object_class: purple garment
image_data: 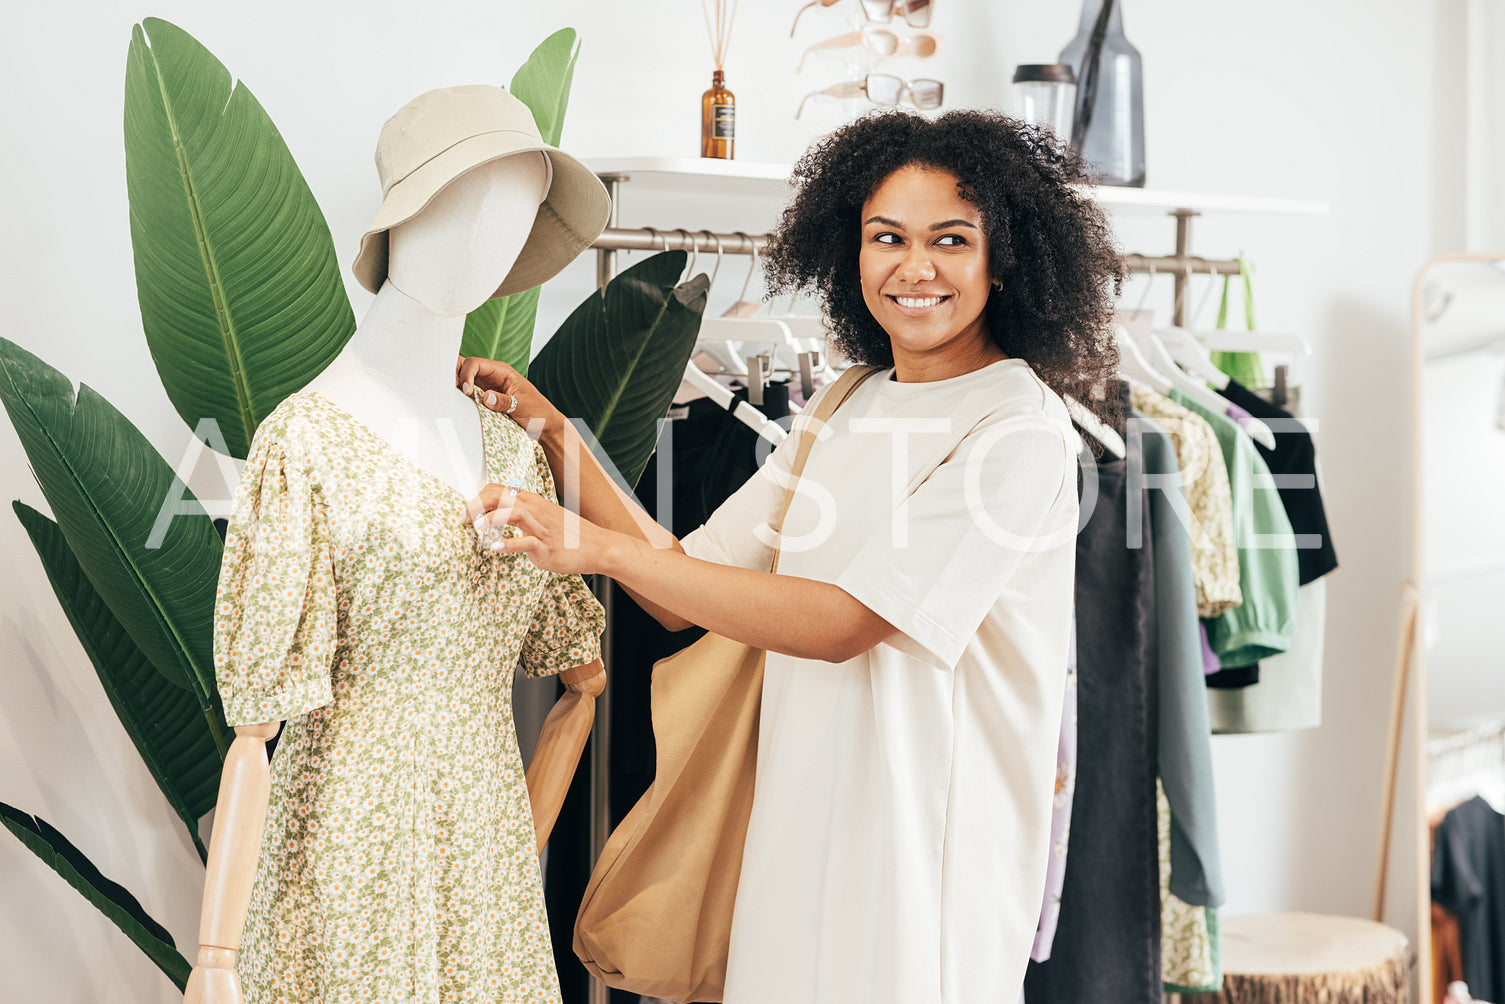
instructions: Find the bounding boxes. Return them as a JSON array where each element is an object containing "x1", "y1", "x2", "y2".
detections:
[
  {"x1": 1224, "y1": 401, "x2": 1256, "y2": 434},
  {"x1": 1199, "y1": 623, "x2": 1221, "y2": 675},
  {"x1": 1031, "y1": 620, "x2": 1078, "y2": 962}
]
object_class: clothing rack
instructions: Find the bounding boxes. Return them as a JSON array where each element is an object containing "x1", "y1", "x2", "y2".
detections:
[
  {"x1": 578, "y1": 180, "x2": 1251, "y2": 1004},
  {"x1": 1428, "y1": 722, "x2": 1505, "y2": 814},
  {"x1": 588, "y1": 197, "x2": 1240, "y2": 327}
]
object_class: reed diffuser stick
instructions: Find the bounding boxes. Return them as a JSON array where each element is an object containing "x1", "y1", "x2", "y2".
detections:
[{"x1": 701, "y1": 0, "x2": 739, "y2": 70}]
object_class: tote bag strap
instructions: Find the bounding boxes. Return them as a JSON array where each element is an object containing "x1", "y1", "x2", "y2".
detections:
[{"x1": 768, "y1": 365, "x2": 880, "y2": 575}]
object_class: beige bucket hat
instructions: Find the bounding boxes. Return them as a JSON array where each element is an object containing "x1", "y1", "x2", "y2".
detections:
[{"x1": 353, "y1": 84, "x2": 611, "y2": 298}]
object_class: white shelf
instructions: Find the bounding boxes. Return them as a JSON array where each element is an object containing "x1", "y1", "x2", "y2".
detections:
[
  {"x1": 584, "y1": 156, "x2": 1329, "y2": 217},
  {"x1": 586, "y1": 157, "x2": 792, "y2": 197},
  {"x1": 1090, "y1": 186, "x2": 1329, "y2": 217}
]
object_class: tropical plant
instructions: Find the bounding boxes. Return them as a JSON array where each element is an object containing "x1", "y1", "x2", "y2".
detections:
[{"x1": 0, "y1": 17, "x2": 704, "y2": 991}]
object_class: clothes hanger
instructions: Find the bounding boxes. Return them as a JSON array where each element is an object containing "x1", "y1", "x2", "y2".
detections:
[
  {"x1": 1160, "y1": 261, "x2": 1313, "y2": 376},
  {"x1": 1063, "y1": 394, "x2": 1125, "y2": 460},
  {"x1": 674, "y1": 227, "x2": 699, "y2": 283},
  {"x1": 762, "y1": 289, "x2": 835, "y2": 399},
  {"x1": 721, "y1": 231, "x2": 766, "y2": 319},
  {"x1": 765, "y1": 289, "x2": 831, "y2": 342},
  {"x1": 1127, "y1": 269, "x2": 1277, "y2": 449},
  {"x1": 701, "y1": 229, "x2": 725, "y2": 288},
  {"x1": 657, "y1": 224, "x2": 745, "y2": 377},
  {"x1": 1116, "y1": 321, "x2": 1174, "y2": 395},
  {"x1": 1155, "y1": 263, "x2": 1233, "y2": 390},
  {"x1": 696, "y1": 314, "x2": 800, "y2": 404},
  {"x1": 695, "y1": 237, "x2": 811, "y2": 403},
  {"x1": 676, "y1": 233, "x2": 729, "y2": 407},
  {"x1": 679, "y1": 363, "x2": 790, "y2": 446},
  {"x1": 665, "y1": 230, "x2": 790, "y2": 441},
  {"x1": 1117, "y1": 273, "x2": 1173, "y2": 395}
]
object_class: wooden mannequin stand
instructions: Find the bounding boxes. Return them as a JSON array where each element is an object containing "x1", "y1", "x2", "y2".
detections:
[{"x1": 526, "y1": 662, "x2": 607, "y2": 855}]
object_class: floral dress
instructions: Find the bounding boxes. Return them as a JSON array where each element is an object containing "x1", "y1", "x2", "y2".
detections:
[
  {"x1": 1130, "y1": 387, "x2": 1241, "y2": 617},
  {"x1": 214, "y1": 390, "x2": 605, "y2": 1004}
]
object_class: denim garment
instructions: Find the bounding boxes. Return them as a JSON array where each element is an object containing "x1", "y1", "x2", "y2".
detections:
[{"x1": 1024, "y1": 413, "x2": 1161, "y2": 1004}]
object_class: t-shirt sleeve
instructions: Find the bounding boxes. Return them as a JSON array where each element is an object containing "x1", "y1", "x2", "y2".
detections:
[
  {"x1": 214, "y1": 419, "x2": 338, "y2": 726},
  {"x1": 834, "y1": 410, "x2": 1077, "y2": 672}
]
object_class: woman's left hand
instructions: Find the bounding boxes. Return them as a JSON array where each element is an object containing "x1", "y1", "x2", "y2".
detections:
[{"x1": 463, "y1": 483, "x2": 617, "y2": 576}]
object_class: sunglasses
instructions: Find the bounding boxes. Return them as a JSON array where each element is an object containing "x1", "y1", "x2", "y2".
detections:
[
  {"x1": 791, "y1": 0, "x2": 934, "y2": 38},
  {"x1": 797, "y1": 28, "x2": 942, "y2": 73},
  {"x1": 795, "y1": 73, "x2": 944, "y2": 119}
]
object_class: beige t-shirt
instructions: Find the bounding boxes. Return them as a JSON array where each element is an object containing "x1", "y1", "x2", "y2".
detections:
[{"x1": 682, "y1": 358, "x2": 1079, "y2": 1004}]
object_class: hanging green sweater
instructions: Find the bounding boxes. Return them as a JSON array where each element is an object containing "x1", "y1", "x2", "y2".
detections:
[{"x1": 1168, "y1": 388, "x2": 1299, "y2": 666}]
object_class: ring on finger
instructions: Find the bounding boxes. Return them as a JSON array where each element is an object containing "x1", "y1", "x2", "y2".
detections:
[{"x1": 505, "y1": 394, "x2": 519, "y2": 416}]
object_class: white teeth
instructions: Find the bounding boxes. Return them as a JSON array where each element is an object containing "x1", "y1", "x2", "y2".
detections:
[{"x1": 896, "y1": 296, "x2": 943, "y2": 308}]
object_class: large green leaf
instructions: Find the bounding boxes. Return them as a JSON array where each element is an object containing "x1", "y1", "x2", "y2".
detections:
[
  {"x1": 461, "y1": 286, "x2": 541, "y2": 376},
  {"x1": 13, "y1": 502, "x2": 220, "y2": 860},
  {"x1": 125, "y1": 17, "x2": 354, "y2": 460},
  {"x1": 511, "y1": 27, "x2": 580, "y2": 148},
  {"x1": 0, "y1": 802, "x2": 192, "y2": 990},
  {"x1": 460, "y1": 27, "x2": 584, "y2": 372},
  {"x1": 531, "y1": 252, "x2": 708, "y2": 489},
  {"x1": 0, "y1": 339, "x2": 227, "y2": 753}
]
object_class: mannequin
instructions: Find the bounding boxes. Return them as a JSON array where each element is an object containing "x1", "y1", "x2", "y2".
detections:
[{"x1": 184, "y1": 151, "x2": 606, "y2": 1004}]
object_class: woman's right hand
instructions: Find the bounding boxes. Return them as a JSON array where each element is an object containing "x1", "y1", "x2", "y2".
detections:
[{"x1": 456, "y1": 356, "x2": 566, "y2": 436}]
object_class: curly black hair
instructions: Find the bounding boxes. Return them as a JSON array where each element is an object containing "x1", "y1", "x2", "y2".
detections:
[{"x1": 763, "y1": 109, "x2": 1125, "y2": 424}]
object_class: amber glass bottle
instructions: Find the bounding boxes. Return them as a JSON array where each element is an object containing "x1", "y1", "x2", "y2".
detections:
[{"x1": 701, "y1": 70, "x2": 735, "y2": 159}]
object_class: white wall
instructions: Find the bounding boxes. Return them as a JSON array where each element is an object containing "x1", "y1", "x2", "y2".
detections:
[{"x1": 0, "y1": 1, "x2": 1440, "y2": 1000}]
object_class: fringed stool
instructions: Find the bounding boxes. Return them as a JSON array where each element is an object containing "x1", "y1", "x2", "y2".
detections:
[{"x1": 1180, "y1": 912, "x2": 1412, "y2": 1004}]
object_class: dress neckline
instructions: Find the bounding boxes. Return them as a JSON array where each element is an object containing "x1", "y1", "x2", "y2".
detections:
[{"x1": 293, "y1": 388, "x2": 497, "y2": 504}]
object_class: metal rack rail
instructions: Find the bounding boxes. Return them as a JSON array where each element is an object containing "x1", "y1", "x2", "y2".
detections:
[{"x1": 589, "y1": 202, "x2": 1239, "y2": 327}]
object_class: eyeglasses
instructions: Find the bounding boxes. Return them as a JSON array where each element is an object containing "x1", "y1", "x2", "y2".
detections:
[
  {"x1": 795, "y1": 74, "x2": 944, "y2": 119},
  {"x1": 791, "y1": 0, "x2": 934, "y2": 38},
  {"x1": 797, "y1": 28, "x2": 942, "y2": 73},
  {"x1": 860, "y1": 0, "x2": 933, "y2": 26}
]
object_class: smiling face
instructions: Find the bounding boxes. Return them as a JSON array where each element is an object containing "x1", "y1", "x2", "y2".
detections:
[{"x1": 859, "y1": 163, "x2": 1003, "y2": 379}]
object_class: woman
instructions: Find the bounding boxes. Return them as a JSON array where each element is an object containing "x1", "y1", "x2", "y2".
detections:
[{"x1": 458, "y1": 110, "x2": 1123, "y2": 1003}]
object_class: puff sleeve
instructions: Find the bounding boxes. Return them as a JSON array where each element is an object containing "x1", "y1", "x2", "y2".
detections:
[
  {"x1": 213, "y1": 422, "x2": 338, "y2": 725},
  {"x1": 517, "y1": 441, "x2": 606, "y2": 679}
]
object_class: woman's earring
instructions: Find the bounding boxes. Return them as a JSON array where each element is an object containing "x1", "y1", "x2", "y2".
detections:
[{"x1": 991, "y1": 279, "x2": 1003, "y2": 291}]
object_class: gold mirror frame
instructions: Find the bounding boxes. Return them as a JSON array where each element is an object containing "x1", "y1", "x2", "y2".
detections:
[{"x1": 1385, "y1": 252, "x2": 1505, "y2": 999}]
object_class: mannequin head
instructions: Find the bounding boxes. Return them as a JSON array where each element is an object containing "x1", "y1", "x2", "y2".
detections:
[{"x1": 386, "y1": 151, "x2": 552, "y2": 317}]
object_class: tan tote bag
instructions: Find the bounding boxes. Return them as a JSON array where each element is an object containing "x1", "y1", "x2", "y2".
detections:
[{"x1": 573, "y1": 364, "x2": 878, "y2": 1003}]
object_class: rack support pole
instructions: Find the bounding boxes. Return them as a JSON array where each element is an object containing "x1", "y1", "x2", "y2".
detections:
[
  {"x1": 1171, "y1": 209, "x2": 1199, "y2": 327},
  {"x1": 595, "y1": 175, "x2": 626, "y2": 290},
  {"x1": 587, "y1": 174, "x2": 624, "y2": 1004}
]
